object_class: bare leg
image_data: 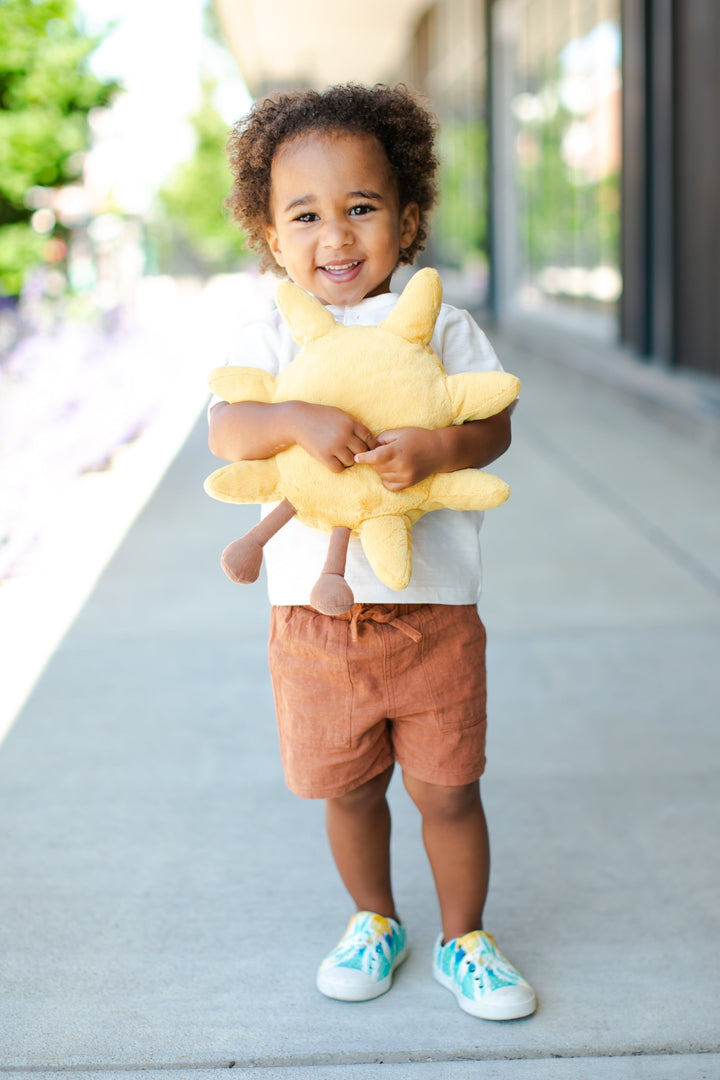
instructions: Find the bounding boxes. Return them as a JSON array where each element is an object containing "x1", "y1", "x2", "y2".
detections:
[
  {"x1": 310, "y1": 526, "x2": 355, "y2": 615},
  {"x1": 325, "y1": 765, "x2": 398, "y2": 920},
  {"x1": 403, "y1": 773, "x2": 490, "y2": 942},
  {"x1": 221, "y1": 498, "x2": 296, "y2": 583}
]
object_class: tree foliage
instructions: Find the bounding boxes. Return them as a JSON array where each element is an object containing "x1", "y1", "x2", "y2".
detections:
[
  {"x1": 0, "y1": 0, "x2": 117, "y2": 295},
  {"x1": 156, "y1": 80, "x2": 247, "y2": 274},
  {"x1": 435, "y1": 119, "x2": 489, "y2": 271}
]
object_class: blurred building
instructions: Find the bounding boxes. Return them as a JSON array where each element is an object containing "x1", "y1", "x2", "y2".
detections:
[{"x1": 214, "y1": 0, "x2": 719, "y2": 375}]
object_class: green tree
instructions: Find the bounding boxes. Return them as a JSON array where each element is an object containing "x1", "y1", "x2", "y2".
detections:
[
  {"x1": 156, "y1": 80, "x2": 247, "y2": 275},
  {"x1": 0, "y1": 0, "x2": 117, "y2": 295},
  {"x1": 435, "y1": 119, "x2": 489, "y2": 271}
]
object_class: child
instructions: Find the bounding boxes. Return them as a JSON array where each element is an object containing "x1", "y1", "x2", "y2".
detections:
[{"x1": 209, "y1": 83, "x2": 536, "y2": 1021}]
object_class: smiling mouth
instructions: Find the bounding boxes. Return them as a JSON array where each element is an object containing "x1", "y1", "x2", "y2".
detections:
[{"x1": 320, "y1": 260, "x2": 362, "y2": 273}]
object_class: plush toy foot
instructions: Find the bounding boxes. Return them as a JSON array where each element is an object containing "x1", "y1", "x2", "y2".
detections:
[
  {"x1": 310, "y1": 573, "x2": 355, "y2": 616},
  {"x1": 221, "y1": 537, "x2": 264, "y2": 583},
  {"x1": 219, "y1": 499, "x2": 298, "y2": 584},
  {"x1": 311, "y1": 526, "x2": 354, "y2": 615}
]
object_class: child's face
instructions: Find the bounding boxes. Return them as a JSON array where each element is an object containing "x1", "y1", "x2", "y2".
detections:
[{"x1": 265, "y1": 131, "x2": 419, "y2": 306}]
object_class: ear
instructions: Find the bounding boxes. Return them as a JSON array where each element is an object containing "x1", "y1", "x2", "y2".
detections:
[
  {"x1": 399, "y1": 202, "x2": 420, "y2": 251},
  {"x1": 265, "y1": 223, "x2": 285, "y2": 268},
  {"x1": 276, "y1": 281, "x2": 337, "y2": 345},
  {"x1": 380, "y1": 267, "x2": 443, "y2": 345}
]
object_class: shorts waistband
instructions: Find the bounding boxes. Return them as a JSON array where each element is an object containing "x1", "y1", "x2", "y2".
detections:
[{"x1": 304, "y1": 603, "x2": 426, "y2": 642}]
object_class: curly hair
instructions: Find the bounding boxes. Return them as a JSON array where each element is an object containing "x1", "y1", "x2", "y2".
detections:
[{"x1": 226, "y1": 83, "x2": 439, "y2": 274}]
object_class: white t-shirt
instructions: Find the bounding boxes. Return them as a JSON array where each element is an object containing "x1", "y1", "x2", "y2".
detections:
[{"x1": 211, "y1": 290, "x2": 504, "y2": 606}]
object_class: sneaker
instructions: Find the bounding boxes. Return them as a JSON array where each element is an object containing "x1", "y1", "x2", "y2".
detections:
[
  {"x1": 433, "y1": 930, "x2": 536, "y2": 1020},
  {"x1": 317, "y1": 911, "x2": 408, "y2": 1001}
]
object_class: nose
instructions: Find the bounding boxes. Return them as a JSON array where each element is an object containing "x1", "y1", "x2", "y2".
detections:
[{"x1": 320, "y1": 215, "x2": 353, "y2": 248}]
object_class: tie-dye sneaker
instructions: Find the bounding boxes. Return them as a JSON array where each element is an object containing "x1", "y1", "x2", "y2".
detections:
[
  {"x1": 433, "y1": 930, "x2": 536, "y2": 1020},
  {"x1": 317, "y1": 911, "x2": 408, "y2": 1001}
]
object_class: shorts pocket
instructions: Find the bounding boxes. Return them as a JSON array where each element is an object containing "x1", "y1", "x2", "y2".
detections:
[
  {"x1": 269, "y1": 607, "x2": 353, "y2": 749},
  {"x1": 420, "y1": 605, "x2": 487, "y2": 732}
]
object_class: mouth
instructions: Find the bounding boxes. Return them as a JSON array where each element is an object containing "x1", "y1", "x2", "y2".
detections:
[{"x1": 318, "y1": 260, "x2": 364, "y2": 281}]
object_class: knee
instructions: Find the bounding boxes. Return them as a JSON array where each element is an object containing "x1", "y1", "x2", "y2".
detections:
[
  {"x1": 403, "y1": 774, "x2": 480, "y2": 823},
  {"x1": 328, "y1": 765, "x2": 393, "y2": 814}
]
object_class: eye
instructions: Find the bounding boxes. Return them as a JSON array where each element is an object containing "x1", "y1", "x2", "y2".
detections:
[
  {"x1": 349, "y1": 204, "x2": 374, "y2": 217},
  {"x1": 294, "y1": 211, "x2": 318, "y2": 223}
]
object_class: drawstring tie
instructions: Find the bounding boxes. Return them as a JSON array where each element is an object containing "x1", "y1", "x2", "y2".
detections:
[{"x1": 344, "y1": 604, "x2": 424, "y2": 643}]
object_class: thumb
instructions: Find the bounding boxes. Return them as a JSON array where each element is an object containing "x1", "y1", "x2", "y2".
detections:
[
  {"x1": 354, "y1": 445, "x2": 380, "y2": 464},
  {"x1": 355, "y1": 442, "x2": 395, "y2": 465}
]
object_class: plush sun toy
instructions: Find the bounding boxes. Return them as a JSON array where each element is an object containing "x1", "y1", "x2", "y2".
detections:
[{"x1": 204, "y1": 268, "x2": 520, "y2": 616}]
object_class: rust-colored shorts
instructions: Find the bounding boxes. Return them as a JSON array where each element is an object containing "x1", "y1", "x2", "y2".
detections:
[{"x1": 268, "y1": 603, "x2": 487, "y2": 799}]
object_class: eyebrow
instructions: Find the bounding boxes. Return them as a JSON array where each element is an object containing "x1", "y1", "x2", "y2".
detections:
[
  {"x1": 284, "y1": 196, "x2": 314, "y2": 212},
  {"x1": 282, "y1": 189, "x2": 386, "y2": 213},
  {"x1": 350, "y1": 189, "x2": 385, "y2": 201}
]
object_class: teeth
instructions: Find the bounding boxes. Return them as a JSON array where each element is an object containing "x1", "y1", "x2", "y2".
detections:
[{"x1": 323, "y1": 261, "x2": 360, "y2": 271}]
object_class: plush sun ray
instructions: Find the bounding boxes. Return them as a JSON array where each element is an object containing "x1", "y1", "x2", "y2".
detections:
[{"x1": 205, "y1": 268, "x2": 520, "y2": 614}]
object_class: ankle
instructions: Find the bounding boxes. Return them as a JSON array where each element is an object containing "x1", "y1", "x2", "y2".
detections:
[
  {"x1": 441, "y1": 921, "x2": 483, "y2": 945},
  {"x1": 355, "y1": 903, "x2": 399, "y2": 923}
]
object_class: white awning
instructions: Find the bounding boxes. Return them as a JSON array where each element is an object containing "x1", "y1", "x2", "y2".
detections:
[{"x1": 213, "y1": 0, "x2": 429, "y2": 96}]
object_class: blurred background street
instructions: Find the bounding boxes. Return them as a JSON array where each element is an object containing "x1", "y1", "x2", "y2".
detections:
[{"x1": 0, "y1": 0, "x2": 719, "y2": 1076}]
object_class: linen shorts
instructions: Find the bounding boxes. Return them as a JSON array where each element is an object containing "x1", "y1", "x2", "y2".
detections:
[{"x1": 268, "y1": 602, "x2": 487, "y2": 799}]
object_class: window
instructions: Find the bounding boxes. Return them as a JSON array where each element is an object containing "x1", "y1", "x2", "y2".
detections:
[{"x1": 496, "y1": 0, "x2": 622, "y2": 332}]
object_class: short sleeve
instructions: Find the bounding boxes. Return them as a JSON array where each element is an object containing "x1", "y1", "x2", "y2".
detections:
[
  {"x1": 431, "y1": 305, "x2": 503, "y2": 376},
  {"x1": 226, "y1": 312, "x2": 292, "y2": 377},
  {"x1": 208, "y1": 309, "x2": 295, "y2": 411}
]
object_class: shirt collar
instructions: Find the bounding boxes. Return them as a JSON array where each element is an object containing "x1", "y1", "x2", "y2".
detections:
[{"x1": 326, "y1": 292, "x2": 399, "y2": 325}]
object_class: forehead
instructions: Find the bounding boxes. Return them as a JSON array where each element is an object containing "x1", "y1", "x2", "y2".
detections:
[{"x1": 270, "y1": 130, "x2": 397, "y2": 195}]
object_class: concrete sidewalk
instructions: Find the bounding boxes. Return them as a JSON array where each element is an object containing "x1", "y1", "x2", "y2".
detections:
[{"x1": 1, "y1": 332, "x2": 719, "y2": 1079}]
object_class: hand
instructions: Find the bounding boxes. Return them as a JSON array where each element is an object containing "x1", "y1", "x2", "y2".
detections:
[
  {"x1": 291, "y1": 402, "x2": 378, "y2": 472},
  {"x1": 354, "y1": 427, "x2": 442, "y2": 491}
]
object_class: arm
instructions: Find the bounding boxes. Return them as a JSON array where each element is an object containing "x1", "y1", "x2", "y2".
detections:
[
  {"x1": 209, "y1": 399, "x2": 378, "y2": 473},
  {"x1": 354, "y1": 407, "x2": 512, "y2": 492}
]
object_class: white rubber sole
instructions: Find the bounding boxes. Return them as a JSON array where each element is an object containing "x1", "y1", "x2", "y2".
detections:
[
  {"x1": 433, "y1": 965, "x2": 537, "y2": 1020},
  {"x1": 317, "y1": 945, "x2": 409, "y2": 1002}
]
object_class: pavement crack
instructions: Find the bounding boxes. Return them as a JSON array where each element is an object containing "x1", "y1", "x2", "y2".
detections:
[{"x1": 3, "y1": 1047, "x2": 720, "y2": 1072}]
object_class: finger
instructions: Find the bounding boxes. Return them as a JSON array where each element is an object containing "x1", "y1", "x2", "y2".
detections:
[
  {"x1": 354, "y1": 445, "x2": 388, "y2": 465},
  {"x1": 352, "y1": 428, "x2": 379, "y2": 451},
  {"x1": 347, "y1": 433, "x2": 375, "y2": 456},
  {"x1": 363, "y1": 434, "x2": 380, "y2": 451},
  {"x1": 334, "y1": 447, "x2": 356, "y2": 468}
]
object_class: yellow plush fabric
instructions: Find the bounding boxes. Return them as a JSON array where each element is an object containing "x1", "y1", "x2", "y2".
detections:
[{"x1": 204, "y1": 268, "x2": 520, "y2": 591}]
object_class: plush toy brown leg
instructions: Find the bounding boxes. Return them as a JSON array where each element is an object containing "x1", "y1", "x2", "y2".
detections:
[
  {"x1": 220, "y1": 498, "x2": 297, "y2": 583},
  {"x1": 310, "y1": 526, "x2": 354, "y2": 616}
]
